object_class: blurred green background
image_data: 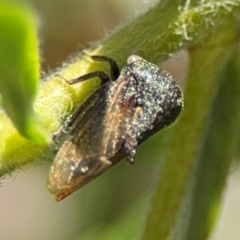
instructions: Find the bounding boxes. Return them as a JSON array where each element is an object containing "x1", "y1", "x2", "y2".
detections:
[{"x1": 0, "y1": 1, "x2": 240, "y2": 240}]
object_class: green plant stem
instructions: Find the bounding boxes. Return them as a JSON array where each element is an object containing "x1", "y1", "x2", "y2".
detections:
[
  {"x1": 0, "y1": 1, "x2": 240, "y2": 177},
  {"x1": 141, "y1": 22, "x2": 238, "y2": 240},
  {"x1": 185, "y1": 43, "x2": 240, "y2": 240}
]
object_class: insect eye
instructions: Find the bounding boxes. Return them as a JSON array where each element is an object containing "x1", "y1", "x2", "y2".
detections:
[{"x1": 127, "y1": 55, "x2": 143, "y2": 64}]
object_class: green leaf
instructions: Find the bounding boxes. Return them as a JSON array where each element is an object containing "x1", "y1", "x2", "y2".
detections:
[{"x1": 0, "y1": 0, "x2": 49, "y2": 144}]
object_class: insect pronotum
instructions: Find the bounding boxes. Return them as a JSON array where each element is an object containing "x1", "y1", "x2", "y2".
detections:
[{"x1": 48, "y1": 54, "x2": 183, "y2": 201}]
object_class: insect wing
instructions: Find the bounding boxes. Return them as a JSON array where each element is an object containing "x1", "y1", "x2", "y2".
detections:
[
  {"x1": 48, "y1": 83, "x2": 112, "y2": 200},
  {"x1": 48, "y1": 76, "x2": 138, "y2": 201}
]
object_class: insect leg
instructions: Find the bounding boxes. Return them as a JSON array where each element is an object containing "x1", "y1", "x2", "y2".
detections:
[
  {"x1": 64, "y1": 71, "x2": 110, "y2": 85},
  {"x1": 52, "y1": 71, "x2": 109, "y2": 142},
  {"x1": 85, "y1": 54, "x2": 120, "y2": 81}
]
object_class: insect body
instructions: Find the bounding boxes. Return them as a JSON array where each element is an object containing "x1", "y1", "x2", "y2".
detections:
[{"x1": 48, "y1": 54, "x2": 183, "y2": 201}]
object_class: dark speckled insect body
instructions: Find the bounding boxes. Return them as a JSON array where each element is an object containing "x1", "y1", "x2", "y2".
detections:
[{"x1": 48, "y1": 55, "x2": 183, "y2": 201}]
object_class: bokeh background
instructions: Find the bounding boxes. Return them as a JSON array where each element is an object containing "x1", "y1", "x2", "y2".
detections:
[{"x1": 1, "y1": 1, "x2": 240, "y2": 239}]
